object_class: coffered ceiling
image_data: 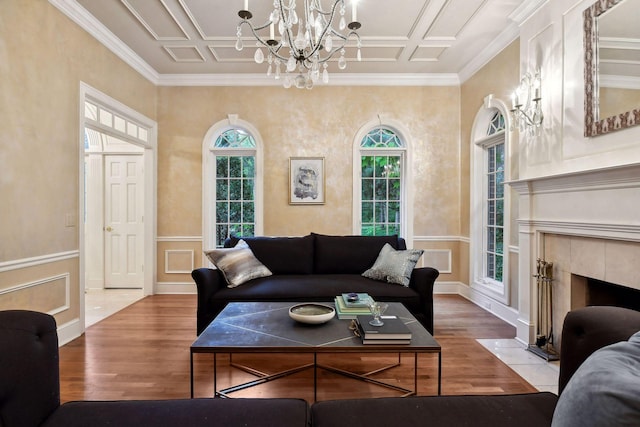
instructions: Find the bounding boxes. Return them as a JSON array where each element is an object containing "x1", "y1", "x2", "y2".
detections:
[{"x1": 51, "y1": 0, "x2": 546, "y2": 86}]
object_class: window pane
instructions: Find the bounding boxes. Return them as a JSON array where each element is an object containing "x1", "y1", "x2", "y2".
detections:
[
  {"x1": 243, "y1": 202, "x2": 254, "y2": 223},
  {"x1": 496, "y1": 228, "x2": 504, "y2": 254},
  {"x1": 229, "y1": 202, "x2": 242, "y2": 223},
  {"x1": 362, "y1": 202, "x2": 374, "y2": 223},
  {"x1": 229, "y1": 179, "x2": 242, "y2": 200},
  {"x1": 487, "y1": 253, "x2": 495, "y2": 277},
  {"x1": 361, "y1": 156, "x2": 374, "y2": 177},
  {"x1": 362, "y1": 179, "x2": 374, "y2": 200},
  {"x1": 243, "y1": 178, "x2": 254, "y2": 201},
  {"x1": 242, "y1": 224, "x2": 254, "y2": 236},
  {"x1": 375, "y1": 179, "x2": 387, "y2": 200},
  {"x1": 388, "y1": 223, "x2": 400, "y2": 235},
  {"x1": 496, "y1": 200, "x2": 504, "y2": 226},
  {"x1": 488, "y1": 174, "x2": 495, "y2": 198},
  {"x1": 487, "y1": 227, "x2": 495, "y2": 251},
  {"x1": 229, "y1": 224, "x2": 240, "y2": 236},
  {"x1": 389, "y1": 179, "x2": 401, "y2": 200},
  {"x1": 216, "y1": 225, "x2": 228, "y2": 247},
  {"x1": 216, "y1": 157, "x2": 228, "y2": 178},
  {"x1": 216, "y1": 202, "x2": 228, "y2": 223},
  {"x1": 242, "y1": 157, "x2": 255, "y2": 178},
  {"x1": 229, "y1": 157, "x2": 242, "y2": 178},
  {"x1": 495, "y1": 254, "x2": 504, "y2": 281},
  {"x1": 216, "y1": 179, "x2": 228, "y2": 200},
  {"x1": 488, "y1": 200, "x2": 495, "y2": 225},
  {"x1": 375, "y1": 202, "x2": 387, "y2": 222},
  {"x1": 361, "y1": 225, "x2": 374, "y2": 236},
  {"x1": 388, "y1": 202, "x2": 400, "y2": 224}
]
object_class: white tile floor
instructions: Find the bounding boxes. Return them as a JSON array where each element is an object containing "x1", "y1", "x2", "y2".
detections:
[
  {"x1": 477, "y1": 338, "x2": 560, "y2": 394},
  {"x1": 85, "y1": 288, "x2": 145, "y2": 327}
]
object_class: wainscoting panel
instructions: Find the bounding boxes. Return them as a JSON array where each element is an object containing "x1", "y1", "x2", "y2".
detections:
[
  {"x1": 0, "y1": 273, "x2": 70, "y2": 314},
  {"x1": 423, "y1": 249, "x2": 452, "y2": 273},
  {"x1": 164, "y1": 249, "x2": 194, "y2": 274}
]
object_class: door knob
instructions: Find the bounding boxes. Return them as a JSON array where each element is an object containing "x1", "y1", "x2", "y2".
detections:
[{"x1": 105, "y1": 226, "x2": 113, "y2": 232}]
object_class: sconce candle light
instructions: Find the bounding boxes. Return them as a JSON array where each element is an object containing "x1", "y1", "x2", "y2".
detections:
[{"x1": 510, "y1": 70, "x2": 543, "y2": 136}]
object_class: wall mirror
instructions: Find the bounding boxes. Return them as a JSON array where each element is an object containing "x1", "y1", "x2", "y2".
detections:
[{"x1": 584, "y1": 0, "x2": 640, "y2": 137}]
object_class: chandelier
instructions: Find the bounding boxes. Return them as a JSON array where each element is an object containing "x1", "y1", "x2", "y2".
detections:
[
  {"x1": 235, "y1": 0, "x2": 362, "y2": 89},
  {"x1": 510, "y1": 69, "x2": 543, "y2": 136}
]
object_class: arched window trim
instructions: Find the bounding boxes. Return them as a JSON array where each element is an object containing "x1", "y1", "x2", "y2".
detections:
[
  {"x1": 470, "y1": 95, "x2": 512, "y2": 305},
  {"x1": 352, "y1": 116, "x2": 414, "y2": 244},
  {"x1": 202, "y1": 115, "x2": 264, "y2": 260}
]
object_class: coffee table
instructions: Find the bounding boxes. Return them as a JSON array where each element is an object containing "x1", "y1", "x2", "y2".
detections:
[{"x1": 190, "y1": 301, "x2": 441, "y2": 400}]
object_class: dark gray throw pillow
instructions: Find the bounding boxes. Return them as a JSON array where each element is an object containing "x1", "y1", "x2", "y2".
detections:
[
  {"x1": 362, "y1": 243, "x2": 424, "y2": 287},
  {"x1": 551, "y1": 331, "x2": 640, "y2": 427}
]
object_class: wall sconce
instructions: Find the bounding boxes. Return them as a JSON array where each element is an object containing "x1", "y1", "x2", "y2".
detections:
[{"x1": 510, "y1": 70, "x2": 543, "y2": 136}]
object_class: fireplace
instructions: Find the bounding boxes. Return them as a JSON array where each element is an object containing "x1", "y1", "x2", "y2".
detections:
[
  {"x1": 509, "y1": 163, "x2": 640, "y2": 348},
  {"x1": 572, "y1": 275, "x2": 640, "y2": 312}
]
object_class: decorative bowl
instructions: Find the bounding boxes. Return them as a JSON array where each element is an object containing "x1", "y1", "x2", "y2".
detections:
[{"x1": 289, "y1": 303, "x2": 335, "y2": 324}]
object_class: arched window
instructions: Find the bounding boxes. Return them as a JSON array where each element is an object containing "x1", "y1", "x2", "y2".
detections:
[
  {"x1": 203, "y1": 117, "x2": 263, "y2": 250},
  {"x1": 471, "y1": 99, "x2": 511, "y2": 304},
  {"x1": 354, "y1": 123, "x2": 411, "y2": 239}
]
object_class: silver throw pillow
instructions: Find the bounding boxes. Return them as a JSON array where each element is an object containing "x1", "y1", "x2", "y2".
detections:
[
  {"x1": 362, "y1": 243, "x2": 424, "y2": 287},
  {"x1": 204, "y1": 240, "x2": 272, "y2": 288}
]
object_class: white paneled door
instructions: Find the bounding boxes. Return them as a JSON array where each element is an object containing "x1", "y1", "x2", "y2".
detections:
[{"x1": 104, "y1": 155, "x2": 144, "y2": 288}]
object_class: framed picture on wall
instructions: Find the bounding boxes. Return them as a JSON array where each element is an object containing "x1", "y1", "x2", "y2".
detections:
[{"x1": 289, "y1": 157, "x2": 325, "y2": 205}]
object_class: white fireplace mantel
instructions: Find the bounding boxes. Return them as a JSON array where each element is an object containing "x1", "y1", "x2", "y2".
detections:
[{"x1": 506, "y1": 162, "x2": 640, "y2": 344}]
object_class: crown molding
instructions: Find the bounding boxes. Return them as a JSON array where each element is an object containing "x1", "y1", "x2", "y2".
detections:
[
  {"x1": 49, "y1": 0, "x2": 160, "y2": 85},
  {"x1": 458, "y1": 0, "x2": 547, "y2": 84}
]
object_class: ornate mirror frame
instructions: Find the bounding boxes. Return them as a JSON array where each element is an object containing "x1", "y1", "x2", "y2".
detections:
[{"x1": 584, "y1": 0, "x2": 640, "y2": 137}]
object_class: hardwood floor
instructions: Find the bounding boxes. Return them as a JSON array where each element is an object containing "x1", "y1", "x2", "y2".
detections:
[{"x1": 58, "y1": 294, "x2": 536, "y2": 403}]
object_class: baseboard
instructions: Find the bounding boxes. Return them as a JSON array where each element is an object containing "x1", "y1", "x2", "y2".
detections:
[
  {"x1": 435, "y1": 281, "x2": 519, "y2": 328},
  {"x1": 57, "y1": 318, "x2": 83, "y2": 347},
  {"x1": 155, "y1": 282, "x2": 197, "y2": 294}
]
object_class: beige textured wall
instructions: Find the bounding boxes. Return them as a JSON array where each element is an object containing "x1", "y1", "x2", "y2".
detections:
[
  {"x1": 157, "y1": 86, "x2": 461, "y2": 241},
  {"x1": 460, "y1": 40, "x2": 520, "y2": 293},
  {"x1": 0, "y1": 0, "x2": 156, "y2": 324}
]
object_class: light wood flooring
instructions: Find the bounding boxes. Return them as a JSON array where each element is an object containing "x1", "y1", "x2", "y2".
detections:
[{"x1": 58, "y1": 294, "x2": 536, "y2": 403}]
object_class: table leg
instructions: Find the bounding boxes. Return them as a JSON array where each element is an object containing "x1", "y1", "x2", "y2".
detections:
[
  {"x1": 313, "y1": 353, "x2": 317, "y2": 402},
  {"x1": 190, "y1": 352, "x2": 194, "y2": 398},
  {"x1": 438, "y1": 352, "x2": 442, "y2": 395},
  {"x1": 414, "y1": 352, "x2": 418, "y2": 395},
  {"x1": 213, "y1": 353, "x2": 217, "y2": 398}
]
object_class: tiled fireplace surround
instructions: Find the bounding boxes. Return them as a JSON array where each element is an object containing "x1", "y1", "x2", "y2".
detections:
[{"x1": 509, "y1": 162, "x2": 640, "y2": 349}]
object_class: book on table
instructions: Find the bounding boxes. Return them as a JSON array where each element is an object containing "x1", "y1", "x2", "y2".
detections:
[
  {"x1": 340, "y1": 293, "x2": 372, "y2": 308},
  {"x1": 355, "y1": 315, "x2": 412, "y2": 341},
  {"x1": 334, "y1": 297, "x2": 371, "y2": 319}
]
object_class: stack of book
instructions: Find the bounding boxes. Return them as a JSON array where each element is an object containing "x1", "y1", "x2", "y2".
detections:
[
  {"x1": 355, "y1": 315, "x2": 412, "y2": 345},
  {"x1": 334, "y1": 293, "x2": 372, "y2": 319}
]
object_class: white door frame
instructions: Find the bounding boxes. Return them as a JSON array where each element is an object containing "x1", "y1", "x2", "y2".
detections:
[{"x1": 78, "y1": 82, "x2": 157, "y2": 331}]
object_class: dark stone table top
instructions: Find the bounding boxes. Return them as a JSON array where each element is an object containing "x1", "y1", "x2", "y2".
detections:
[{"x1": 192, "y1": 302, "x2": 440, "y2": 353}]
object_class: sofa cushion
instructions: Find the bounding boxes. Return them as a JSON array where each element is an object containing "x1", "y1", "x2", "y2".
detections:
[
  {"x1": 226, "y1": 235, "x2": 314, "y2": 274},
  {"x1": 311, "y1": 393, "x2": 557, "y2": 427},
  {"x1": 312, "y1": 233, "x2": 402, "y2": 274},
  {"x1": 551, "y1": 331, "x2": 640, "y2": 427},
  {"x1": 205, "y1": 240, "x2": 272, "y2": 288},
  {"x1": 211, "y1": 274, "x2": 420, "y2": 308},
  {"x1": 43, "y1": 398, "x2": 308, "y2": 427},
  {"x1": 363, "y1": 243, "x2": 424, "y2": 287}
]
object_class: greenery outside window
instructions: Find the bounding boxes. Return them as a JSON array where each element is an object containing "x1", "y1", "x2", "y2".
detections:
[
  {"x1": 359, "y1": 127, "x2": 405, "y2": 236},
  {"x1": 213, "y1": 129, "x2": 257, "y2": 247}
]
